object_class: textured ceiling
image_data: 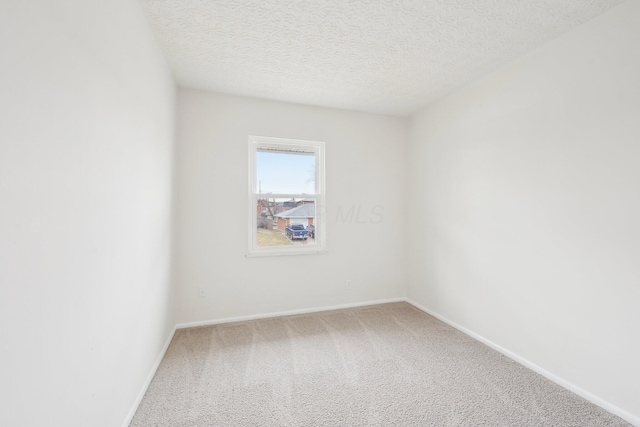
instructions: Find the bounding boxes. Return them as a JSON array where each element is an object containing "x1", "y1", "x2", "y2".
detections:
[{"x1": 142, "y1": 0, "x2": 624, "y2": 116}]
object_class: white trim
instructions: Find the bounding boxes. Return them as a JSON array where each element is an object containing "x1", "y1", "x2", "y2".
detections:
[
  {"x1": 403, "y1": 298, "x2": 640, "y2": 427},
  {"x1": 245, "y1": 249, "x2": 328, "y2": 258},
  {"x1": 125, "y1": 297, "x2": 639, "y2": 426},
  {"x1": 253, "y1": 193, "x2": 319, "y2": 199},
  {"x1": 174, "y1": 297, "x2": 405, "y2": 330},
  {"x1": 121, "y1": 325, "x2": 177, "y2": 427}
]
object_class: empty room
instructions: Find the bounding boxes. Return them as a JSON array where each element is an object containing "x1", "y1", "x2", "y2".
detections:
[{"x1": 1, "y1": 0, "x2": 639, "y2": 426}]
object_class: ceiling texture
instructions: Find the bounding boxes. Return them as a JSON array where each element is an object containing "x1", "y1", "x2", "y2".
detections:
[{"x1": 142, "y1": 0, "x2": 624, "y2": 116}]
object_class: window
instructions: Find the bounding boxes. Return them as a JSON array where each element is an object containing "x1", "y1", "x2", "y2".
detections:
[{"x1": 248, "y1": 136, "x2": 325, "y2": 256}]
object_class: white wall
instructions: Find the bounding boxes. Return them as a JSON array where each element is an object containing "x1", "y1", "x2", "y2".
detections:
[
  {"x1": 407, "y1": 0, "x2": 640, "y2": 422},
  {"x1": 175, "y1": 90, "x2": 407, "y2": 323},
  {"x1": 0, "y1": 1, "x2": 175, "y2": 426}
]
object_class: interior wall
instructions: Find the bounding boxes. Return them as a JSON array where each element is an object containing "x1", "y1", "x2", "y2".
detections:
[
  {"x1": 174, "y1": 89, "x2": 407, "y2": 324},
  {"x1": 0, "y1": 1, "x2": 176, "y2": 426},
  {"x1": 407, "y1": 0, "x2": 639, "y2": 422}
]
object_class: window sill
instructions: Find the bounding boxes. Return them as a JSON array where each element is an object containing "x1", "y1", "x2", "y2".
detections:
[{"x1": 246, "y1": 249, "x2": 328, "y2": 258}]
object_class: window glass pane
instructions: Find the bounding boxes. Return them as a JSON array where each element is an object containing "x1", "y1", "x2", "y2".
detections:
[
  {"x1": 256, "y1": 151, "x2": 315, "y2": 194},
  {"x1": 256, "y1": 197, "x2": 317, "y2": 247}
]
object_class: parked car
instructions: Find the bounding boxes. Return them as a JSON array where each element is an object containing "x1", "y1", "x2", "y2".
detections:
[
  {"x1": 306, "y1": 224, "x2": 315, "y2": 239},
  {"x1": 285, "y1": 223, "x2": 308, "y2": 240}
]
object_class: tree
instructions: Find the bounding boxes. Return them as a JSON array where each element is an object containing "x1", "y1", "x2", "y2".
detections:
[{"x1": 258, "y1": 198, "x2": 277, "y2": 219}]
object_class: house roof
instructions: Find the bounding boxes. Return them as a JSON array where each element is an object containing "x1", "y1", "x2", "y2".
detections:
[{"x1": 275, "y1": 203, "x2": 315, "y2": 218}]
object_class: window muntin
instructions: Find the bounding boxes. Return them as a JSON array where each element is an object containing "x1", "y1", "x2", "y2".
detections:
[{"x1": 248, "y1": 136, "x2": 325, "y2": 256}]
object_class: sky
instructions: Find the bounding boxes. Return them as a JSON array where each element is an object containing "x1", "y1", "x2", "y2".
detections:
[{"x1": 256, "y1": 151, "x2": 315, "y2": 194}]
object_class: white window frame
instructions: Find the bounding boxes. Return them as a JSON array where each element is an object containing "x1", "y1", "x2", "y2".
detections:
[{"x1": 247, "y1": 136, "x2": 326, "y2": 257}]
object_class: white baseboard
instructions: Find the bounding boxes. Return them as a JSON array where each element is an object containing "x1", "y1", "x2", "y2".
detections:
[
  {"x1": 174, "y1": 297, "x2": 406, "y2": 330},
  {"x1": 122, "y1": 297, "x2": 404, "y2": 426},
  {"x1": 404, "y1": 298, "x2": 640, "y2": 427},
  {"x1": 122, "y1": 325, "x2": 177, "y2": 427},
  {"x1": 123, "y1": 297, "x2": 639, "y2": 426}
]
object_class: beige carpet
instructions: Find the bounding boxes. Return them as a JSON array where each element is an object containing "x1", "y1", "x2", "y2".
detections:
[{"x1": 131, "y1": 302, "x2": 629, "y2": 426}]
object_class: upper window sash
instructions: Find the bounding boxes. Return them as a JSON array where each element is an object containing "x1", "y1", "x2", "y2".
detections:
[{"x1": 249, "y1": 136, "x2": 324, "y2": 195}]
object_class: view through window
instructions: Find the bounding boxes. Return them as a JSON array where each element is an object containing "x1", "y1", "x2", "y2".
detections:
[{"x1": 249, "y1": 136, "x2": 325, "y2": 255}]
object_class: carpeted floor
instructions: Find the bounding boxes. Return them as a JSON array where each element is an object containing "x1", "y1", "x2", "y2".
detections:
[{"x1": 130, "y1": 302, "x2": 630, "y2": 426}]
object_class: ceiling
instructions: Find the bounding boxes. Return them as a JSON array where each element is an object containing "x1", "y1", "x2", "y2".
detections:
[{"x1": 141, "y1": 0, "x2": 624, "y2": 116}]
